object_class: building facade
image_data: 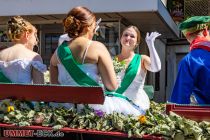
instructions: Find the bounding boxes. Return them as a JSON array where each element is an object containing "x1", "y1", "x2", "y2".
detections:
[{"x1": 0, "y1": 0, "x2": 182, "y2": 103}]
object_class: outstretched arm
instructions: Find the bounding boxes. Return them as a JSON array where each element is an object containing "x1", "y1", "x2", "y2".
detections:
[{"x1": 144, "y1": 32, "x2": 161, "y2": 72}]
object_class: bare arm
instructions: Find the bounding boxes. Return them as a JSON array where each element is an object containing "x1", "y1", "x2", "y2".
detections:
[
  {"x1": 31, "y1": 54, "x2": 44, "y2": 84},
  {"x1": 32, "y1": 67, "x2": 44, "y2": 84},
  {"x1": 50, "y1": 52, "x2": 59, "y2": 84},
  {"x1": 142, "y1": 55, "x2": 151, "y2": 70},
  {"x1": 97, "y1": 42, "x2": 118, "y2": 91}
]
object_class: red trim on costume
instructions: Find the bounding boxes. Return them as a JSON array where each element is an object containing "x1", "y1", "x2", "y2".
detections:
[{"x1": 190, "y1": 36, "x2": 210, "y2": 51}]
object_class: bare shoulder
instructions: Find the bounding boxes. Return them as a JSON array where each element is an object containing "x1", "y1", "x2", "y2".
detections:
[
  {"x1": 141, "y1": 54, "x2": 150, "y2": 60},
  {"x1": 0, "y1": 48, "x2": 10, "y2": 60},
  {"x1": 91, "y1": 41, "x2": 107, "y2": 50},
  {"x1": 0, "y1": 46, "x2": 13, "y2": 53},
  {"x1": 0, "y1": 45, "x2": 19, "y2": 60},
  {"x1": 29, "y1": 51, "x2": 43, "y2": 62},
  {"x1": 92, "y1": 40, "x2": 104, "y2": 45},
  {"x1": 141, "y1": 54, "x2": 150, "y2": 65},
  {"x1": 74, "y1": 37, "x2": 106, "y2": 49}
]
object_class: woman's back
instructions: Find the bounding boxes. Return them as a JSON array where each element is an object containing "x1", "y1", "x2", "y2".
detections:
[
  {"x1": 56, "y1": 37, "x2": 98, "y2": 84},
  {"x1": 51, "y1": 36, "x2": 117, "y2": 90},
  {"x1": 0, "y1": 44, "x2": 46, "y2": 83},
  {"x1": 0, "y1": 44, "x2": 40, "y2": 61},
  {"x1": 68, "y1": 37, "x2": 99, "y2": 64},
  {"x1": 0, "y1": 16, "x2": 46, "y2": 84}
]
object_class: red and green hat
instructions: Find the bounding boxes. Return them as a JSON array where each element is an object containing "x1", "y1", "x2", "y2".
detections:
[{"x1": 179, "y1": 16, "x2": 210, "y2": 36}]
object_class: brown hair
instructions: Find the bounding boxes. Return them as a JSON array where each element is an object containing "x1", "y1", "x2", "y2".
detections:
[
  {"x1": 63, "y1": 6, "x2": 96, "y2": 38},
  {"x1": 122, "y1": 25, "x2": 141, "y2": 46},
  {"x1": 7, "y1": 16, "x2": 34, "y2": 42}
]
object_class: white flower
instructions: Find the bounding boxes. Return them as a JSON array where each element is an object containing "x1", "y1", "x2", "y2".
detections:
[{"x1": 44, "y1": 70, "x2": 50, "y2": 84}]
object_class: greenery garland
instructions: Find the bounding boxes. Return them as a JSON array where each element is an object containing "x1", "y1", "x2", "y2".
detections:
[{"x1": 0, "y1": 100, "x2": 210, "y2": 140}]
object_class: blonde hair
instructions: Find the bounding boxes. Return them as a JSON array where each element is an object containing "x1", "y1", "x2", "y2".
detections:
[
  {"x1": 7, "y1": 16, "x2": 34, "y2": 42},
  {"x1": 63, "y1": 6, "x2": 96, "y2": 38}
]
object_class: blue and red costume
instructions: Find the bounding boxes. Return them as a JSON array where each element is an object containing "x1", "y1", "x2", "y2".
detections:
[{"x1": 170, "y1": 37, "x2": 210, "y2": 104}]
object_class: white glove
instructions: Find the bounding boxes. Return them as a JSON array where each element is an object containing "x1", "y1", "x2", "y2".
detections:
[{"x1": 145, "y1": 32, "x2": 161, "y2": 72}]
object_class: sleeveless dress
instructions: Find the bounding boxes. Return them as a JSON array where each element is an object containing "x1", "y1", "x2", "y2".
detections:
[
  {"x1": 52, "y1": 41, "x2": 148, "y2": 116},
  {"x1": 117, "y1": 58, "x2": 150, "y2": 112},
  {"x1": 0, "y1": 59, "x2": 46, "y2": 83}
]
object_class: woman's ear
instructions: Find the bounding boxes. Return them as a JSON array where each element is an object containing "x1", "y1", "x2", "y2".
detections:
[
  {"x1": 203, "y1": 28, "x2": 208, "y2": 37},
  {"x1": 87, "y1": 26, "x2": 91, "y2": 32},
  {"x1": 23, "y1": 31, "x2": 30, "y2": 40},
  {"x1": 81, "y1": 26, "x2": 89, "y2": 34},
  {"x1": 185, "y1": 34, "x2": 194, "y2": 44}
]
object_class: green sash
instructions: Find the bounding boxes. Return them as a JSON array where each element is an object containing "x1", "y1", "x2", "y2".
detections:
[
  {"x1": 0, "y1": 71, "x2": 33, "y2": 108},
  {"x1": 116, "y1": 54, "x2": 141, "y2": 94},
  {"x1": 0, "y1": 70, "x2": 12, "y2": 83},
  {"x1": 57, "y1": 42, "x2": 98, "y2": 86}
]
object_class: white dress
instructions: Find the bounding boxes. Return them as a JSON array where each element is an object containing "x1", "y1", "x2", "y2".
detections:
[
  {"x1": 0, "y1": 59, "x2": 46, "y2": 83},
  {"x1": 52, "y1": 43, "x2": 148, "y2": 116}
]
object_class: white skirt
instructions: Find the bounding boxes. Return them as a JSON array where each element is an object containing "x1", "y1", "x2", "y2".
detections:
[
  {"x1": 86, "y1": 96, "x2": 146, "y2": 116},
  {"x1": 50, "y1": 95, "x2": 146, "y2": 116}
]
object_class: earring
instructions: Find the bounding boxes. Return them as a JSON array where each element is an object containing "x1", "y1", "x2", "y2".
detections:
[{"x1": 33, "y1": 45, "x2": 40, "y2": 53}]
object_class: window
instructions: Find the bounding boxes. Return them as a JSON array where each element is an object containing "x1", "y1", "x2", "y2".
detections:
[
  {"x1": 94, "y1": 20, "x2": 123, "y2": 56},
  {"x1": 0, "y1": 29, "x2": 13, "y2": 50},
  {"x1": 42, "y1": 33, "x2": 60, "y2": 66}
]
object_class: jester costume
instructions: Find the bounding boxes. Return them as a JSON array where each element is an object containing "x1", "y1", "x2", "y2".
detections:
[{"x1": 170, "y1": 16, "x2": 210, "y2": 104}]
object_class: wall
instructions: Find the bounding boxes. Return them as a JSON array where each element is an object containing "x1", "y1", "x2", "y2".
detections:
[
  {"x1": 166, "y1": 44, "x2": 189, "y2": 101},
  {"x1": 139, "y1": 37, "x2": 167, "y2": 103},
  {"x1": 0, "y1": 0, "x2": 158, "y2": 16},
  {"x1": 153, "y1": 39, "x2": 166, "y2": 103}
]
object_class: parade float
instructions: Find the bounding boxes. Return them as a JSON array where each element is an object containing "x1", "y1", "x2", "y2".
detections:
[
  {"x1": 0, "y1": 82, "x2": 210, "y2": 140},
  {"x1": 0, "y1": 61, "x2": 210, "y2": 140}
]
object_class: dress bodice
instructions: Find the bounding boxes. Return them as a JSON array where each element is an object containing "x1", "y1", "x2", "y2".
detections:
[
  {"x1": 117, "y1": 67, "x2": 146, "y2": 91},
  {"x1": 57, "y1": 63, "x2": 100, "y2": 85},
  {"x1": 0, "y1": 59, "x2": 46, "y2": 83}
]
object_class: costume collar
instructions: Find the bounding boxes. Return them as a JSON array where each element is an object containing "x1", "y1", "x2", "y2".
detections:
[{"x1": 190, "y1": 36, "x2": 210, "y2": 51}]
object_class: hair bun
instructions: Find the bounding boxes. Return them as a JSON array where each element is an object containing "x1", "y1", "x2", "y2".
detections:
[
  {"x1": 63, "y1": 15, "x2": 82, "y2": 38},
  {"x1": 7, "y1": 16, "x2": 27, "y2": 41}
]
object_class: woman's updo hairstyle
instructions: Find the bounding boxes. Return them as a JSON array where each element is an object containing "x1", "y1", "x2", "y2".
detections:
[
  {"x1": 63, "y1": 6, "x2": 96, "y2": 38},
  {"x1": 7, "y1": 16, "x2": 34, "y2": 42}
]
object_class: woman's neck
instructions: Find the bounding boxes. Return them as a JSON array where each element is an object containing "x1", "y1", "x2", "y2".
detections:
[
  {"x1": 118, "y1": 49, "x2": 135, "y2": 61},
  {"x1": 14, "y1": 42, "x2": 32, "y2": 51},
  {"x1": 13, "y1": 42, "x2": 25, "y2": 47},
  {"x1": 80, "y1": 32, "x2": 92, "y2": 40}
]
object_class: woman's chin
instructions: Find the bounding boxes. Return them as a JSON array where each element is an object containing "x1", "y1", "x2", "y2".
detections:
[{"x1": 122, "y1": 44, "x2": 130, "y2": 48}]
